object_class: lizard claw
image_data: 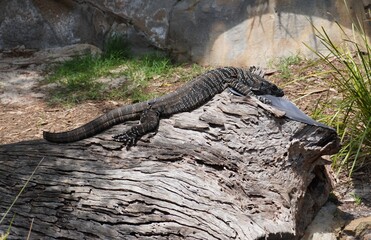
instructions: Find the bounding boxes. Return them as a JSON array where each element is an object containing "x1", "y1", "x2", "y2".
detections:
[
  {"x1": 257, "y1": 96, "x2": 272, "y2": 104},
  {"x1": 112, "y1": 133, "x2": 138, "y2": 148}
]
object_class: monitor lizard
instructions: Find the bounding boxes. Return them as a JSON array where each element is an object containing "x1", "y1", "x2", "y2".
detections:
[{"x1": 43, "y1": 66, "x2": 284, "y2": 147}]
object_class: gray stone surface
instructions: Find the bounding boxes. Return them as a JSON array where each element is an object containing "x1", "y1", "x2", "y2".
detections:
[
  {"x1": 0, "y1": 0, "x2": 370, "y2": 66},
  {"x1": 0, "y1": 0, "x2": 97, "y2": 48},
  {"x1": 302, "y1": 202, "x2": 342, "y2": 240},
  {"x1": 0, "y1": 44, "x2": 101, "y2": 105}
]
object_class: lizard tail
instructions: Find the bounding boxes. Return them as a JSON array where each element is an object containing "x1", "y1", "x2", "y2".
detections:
[{"x1": 43, "y1": 105, "x2": 142, "y2": 143}]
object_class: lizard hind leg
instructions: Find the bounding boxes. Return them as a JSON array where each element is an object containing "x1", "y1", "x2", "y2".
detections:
[{"x1": 112, "y1": 108, "x2": 160, "y2": 148}]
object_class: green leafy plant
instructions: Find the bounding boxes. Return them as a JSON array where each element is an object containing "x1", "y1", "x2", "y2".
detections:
[{"x1": 309, "y1": 23, "x2": 371, "y2": 175}]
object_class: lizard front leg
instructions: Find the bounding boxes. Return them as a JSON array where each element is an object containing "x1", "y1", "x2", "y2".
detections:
[
  {"x1": 112, "y1": 108, "x2": 160, "y2": 148},
  {"x1": 231, "y1": 81, "x2": 272, "y2": 104}
]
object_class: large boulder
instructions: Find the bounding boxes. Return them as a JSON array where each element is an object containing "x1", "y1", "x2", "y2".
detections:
[
  {"x1": 169, "y1": 0, "x2": 370, "y2": 65},
  {"x1": 0, "y1": 0, "x2": 369, "y2": 66}
]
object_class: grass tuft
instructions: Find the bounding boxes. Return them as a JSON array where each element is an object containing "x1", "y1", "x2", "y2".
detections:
[
  {"x1": 269, "y1": 55, "x2": 301, "y2": 79},
  {"x1": 309, "y1": 22, "x2": 371, "y2": 175},
  {"x1": 103, "y1": 34, "x2": 132, "y2": 60}
]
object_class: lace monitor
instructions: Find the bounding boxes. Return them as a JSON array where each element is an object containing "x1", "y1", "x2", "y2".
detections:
[{"x1": 43, "y1": 66, "x2": 284, "y2": 147}]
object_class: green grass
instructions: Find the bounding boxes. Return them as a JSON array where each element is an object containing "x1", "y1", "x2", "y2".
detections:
[
  {"x1": 103, "y1": 34, "x2": 132, "y2": 60},
  {"x1": 46, "y1": 35, "x2": 132, "y2": 105},
  {"x1": 107, "y1": 53, "x2": 175, "y2": 102},
  {"x1": 308, "y1": 22, "x2": 371, "y2": 175},
  {"x1": 269, "y1": 55, "x2": 301, "y2": 79},
  {"x1": 47, "y1": 54, "x2": 109, "y2": 104},
  {"x1": 45, "y1": 35, "x2": 206, "y2": 105}
]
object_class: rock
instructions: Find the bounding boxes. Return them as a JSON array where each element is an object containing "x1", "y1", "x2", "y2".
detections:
[
  {"x1": 302, "y1": 202, "x2": 345, "y2": 240},
  {"x1": 33, "y1": 44, "x2": 102, "y2": 62},
  {"x1": 97, "y1": 76, "x2": 128, "y2": 91},
  {"x1": 342, "y1": 216, "x2": 371, "y2": 240},
  {"x1": 0, "y1": 44, "x2": 101, "y2": 67},
  {"x1": 302, "y1": 199, "x2": 371, "y2": 240},
  {"x1": 0, "y1": 1, "x2": 369, "y2": 66}
]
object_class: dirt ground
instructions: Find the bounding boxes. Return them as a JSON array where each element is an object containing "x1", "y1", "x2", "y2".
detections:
[{"x1": 0, "y1": 47, "x2": 370, "y2": 239}]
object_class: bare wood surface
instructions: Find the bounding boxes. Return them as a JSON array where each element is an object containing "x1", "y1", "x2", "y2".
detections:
[{"x1": 0, "y1": 92, "x2": 340, "y2": 239}]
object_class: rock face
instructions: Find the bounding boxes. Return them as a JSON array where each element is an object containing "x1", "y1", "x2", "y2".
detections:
[{"x1": 0, "y1": 0, "x2": 370, "y2": 66}]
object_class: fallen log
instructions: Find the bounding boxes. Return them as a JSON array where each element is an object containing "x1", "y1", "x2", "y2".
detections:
[{"x1": 0, "y1": 92, "x2": 340, "y2": 239}]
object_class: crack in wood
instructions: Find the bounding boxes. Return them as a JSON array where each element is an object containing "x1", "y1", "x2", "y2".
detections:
[{"x1": 0, "y1": 92, "x2": 340, "y2": 239}]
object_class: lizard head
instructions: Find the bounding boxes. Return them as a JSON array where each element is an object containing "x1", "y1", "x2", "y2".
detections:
[{"x1": 248, "y1": 73, "x2": 284, "y2": 97}]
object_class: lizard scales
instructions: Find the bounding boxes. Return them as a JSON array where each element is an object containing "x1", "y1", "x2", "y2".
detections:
[{"x1": 43, "y1": 67, "x2": 284, "y2": 146}]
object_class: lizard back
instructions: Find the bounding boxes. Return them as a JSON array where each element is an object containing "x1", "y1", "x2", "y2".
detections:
[{"x1": 43, "y1": 67, "x2": 284, "y2": 143}]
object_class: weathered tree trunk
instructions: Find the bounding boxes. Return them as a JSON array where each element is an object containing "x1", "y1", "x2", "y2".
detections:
[{"x1": 0, "y1": 92, "x2": 340, "y2": 239}]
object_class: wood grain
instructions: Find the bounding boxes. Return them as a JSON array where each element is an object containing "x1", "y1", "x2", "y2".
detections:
[{"x1": 0, "y1": 92, "x2": 340, "y2": 239}]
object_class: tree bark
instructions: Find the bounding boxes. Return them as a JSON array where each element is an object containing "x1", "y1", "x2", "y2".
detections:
[{"x1": 0, "y1": 92, "x2": 340, "y2": 239}]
